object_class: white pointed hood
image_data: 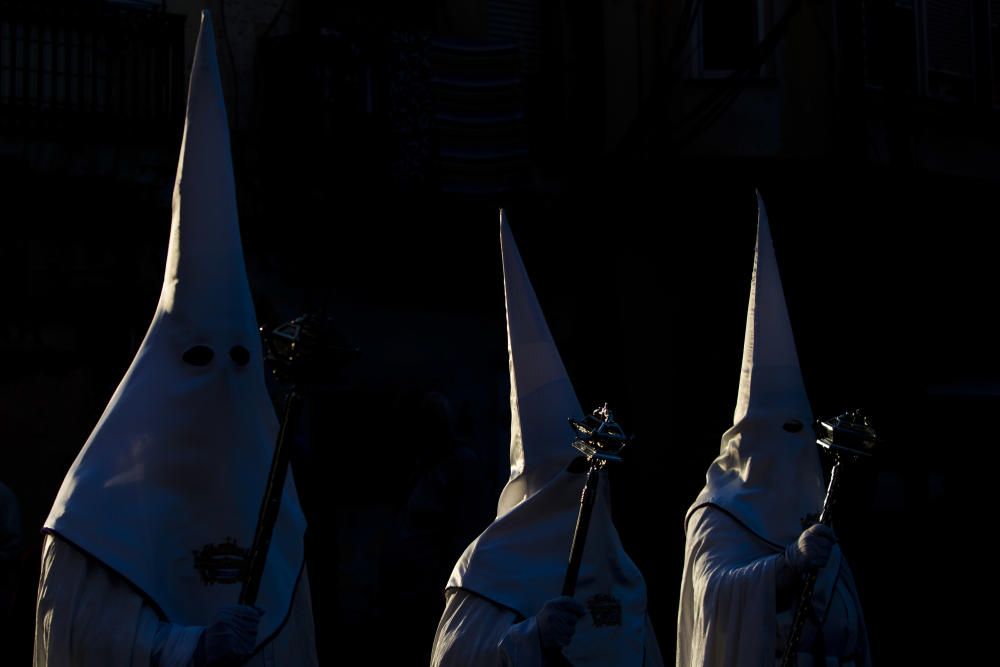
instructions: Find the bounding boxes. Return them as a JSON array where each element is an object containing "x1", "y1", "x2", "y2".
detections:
[
  {"x1": 447, "y1": 211, "x2": 648, "y2": 666},
  {"x1": 495, "y1": 210, "x2": 582, "y2": 515},
  {"x1": 45, "y1": 12, "x2": 306, "y2": 645},
  {"x1": 687, "y1": 192, "x2": 823, "y2": 548}
]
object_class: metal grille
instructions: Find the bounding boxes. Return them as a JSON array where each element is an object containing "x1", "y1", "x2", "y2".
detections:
[
  {"x1": 487, "y1": 0, "x2": 539, "y2": 73},
  {"x1": 0, "y1": 1, "x2": 185, "y2": 133}
]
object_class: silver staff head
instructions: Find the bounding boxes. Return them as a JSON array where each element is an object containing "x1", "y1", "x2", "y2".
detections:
[
  {"x1": 568, "y1": 403, "x2": 630, "y2": 463},
  {"x1": 816, "y1": 409, "x2": 878, "y2": 460}
]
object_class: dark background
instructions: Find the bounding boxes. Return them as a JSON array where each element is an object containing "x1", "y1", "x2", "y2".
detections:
[{"x1": 0, "y1": 0, "x2": 991, "y2": 663}]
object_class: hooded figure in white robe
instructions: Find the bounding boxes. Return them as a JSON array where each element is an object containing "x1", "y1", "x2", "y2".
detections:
[
  {"x1": 33, "y1": 12, "x2": 317, "y2": 667},
  {"x1": 431, "y1": 211, "x2": 664, "y2": 667},
  {"x1": 676, "y1": 193, "x2": 869, "y2": 667}
]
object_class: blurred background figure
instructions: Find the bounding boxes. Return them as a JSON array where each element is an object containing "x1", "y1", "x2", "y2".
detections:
[
  {"x1": 0, "y1": 481, "x2": 23, "y2": 623},
  {"x1": 379, "y1": 390, "x2": 491, "y2": 665}
]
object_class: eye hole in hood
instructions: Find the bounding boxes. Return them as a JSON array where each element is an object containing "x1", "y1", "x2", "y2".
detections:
[
  {"x1": 230, "y1": 345, "x2": 250, "y2": 367},
  {"x1": 183, "y1": 345, "x2": 214, "y2": 366},
  {"x1": 782, "y1": 419, "x2": 803, "y2": 433}
]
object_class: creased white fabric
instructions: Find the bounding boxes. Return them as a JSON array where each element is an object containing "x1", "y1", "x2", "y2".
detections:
[
  {"x1": 677, "y1": 506, "x2": 869, "y2": 667},
  {"x1": 433, "y1": 589, "x2": 664, "y2": 667},
  {"x1": 33, "y1": 535, "x2": 318, "y2": 667}
]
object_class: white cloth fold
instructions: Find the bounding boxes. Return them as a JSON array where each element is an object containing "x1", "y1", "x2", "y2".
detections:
[
  {"x1": 677, "y1": 506, "x2": 869, "y2": 667},
  {"x1": 33, "y1": 534, "x2": 318, "y2": 667},
  {"x1": 433, "y1": 588, "x2": 664, "y2": 667}
]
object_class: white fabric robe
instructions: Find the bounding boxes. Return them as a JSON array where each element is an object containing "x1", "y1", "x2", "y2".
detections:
[
  {"x1": 677, "y1": 506, "x2": 869, "y2": 667},
  {"x1": 431, "y1": 212, "x2": 660, "y2": 667},
  {"x1": 33, "y1": 535, "x2": 318, "y2": 667},
  {"x1": 432, "y1": 588, "x2": 664, "y2": 667}
]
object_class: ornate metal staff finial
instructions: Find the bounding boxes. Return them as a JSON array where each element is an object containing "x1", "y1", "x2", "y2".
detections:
[
  {"x1": 567, "y1": 402, "x2": 631, "y2": 463},
  {"x1": 780, "y1": 409, "x2": 880, "y2": 667},
  {"x1": 558, "y1": 403, "x2": 631, "y2": 609},
  {"x1": 816, "y1": 409, "x2": 877, "y2": 459}
]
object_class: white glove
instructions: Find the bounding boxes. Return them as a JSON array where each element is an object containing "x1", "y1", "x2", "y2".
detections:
[
  {"x1": 536, "y1": 596, "x2": 586, "y2": 651},
  {"x1": 785, "y1": 523, "x2": 837, "y2": 574},
  {"x1": 190, "y1": 605, "x2": 263, "y2": 667}
]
